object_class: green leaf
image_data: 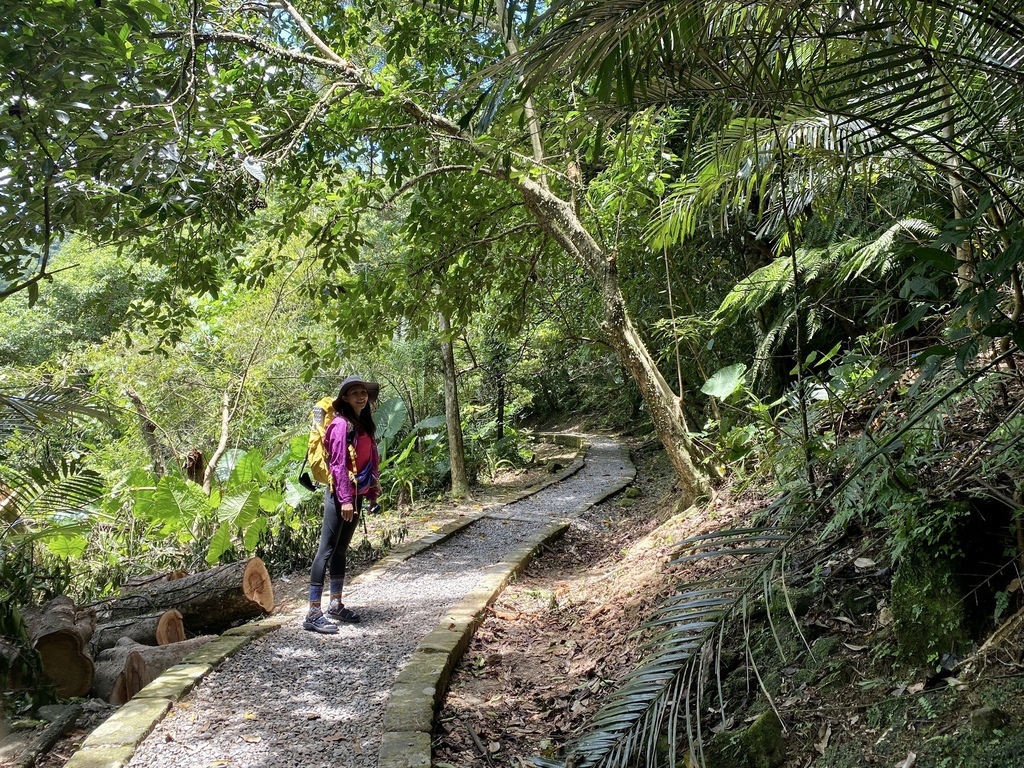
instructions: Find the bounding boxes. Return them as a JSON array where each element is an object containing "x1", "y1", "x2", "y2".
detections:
[
  {"x1": 376, "y1": 396, "x2": 408, "y2": 442},
  {"x1": 217, "y1": 484, "x2": 261, "y2": 528},
  {"x1": 146, "y1": 476, "x2": 209, "y2": 526},
  {"x1": 206, "y1": 522, "x2": 232, "y2": 564},
  {"x1": 243, "y1": 516, "x2": 268, "y2": 552},
  {"x1": 259, "y1": 489, "x2": 284, "y2": 513},
  {"x1": 229, "y1": 450, "x2": 267, "y2": 487},
  {"x1": 415, "y1": 415, "x2": 446, "y2": 432},
  {"x1": 42, "y1": 532, "x2": 89, "y2": 559},
  {"x1": 700, "y1": 364, "x2": 747, "y2": 399}
]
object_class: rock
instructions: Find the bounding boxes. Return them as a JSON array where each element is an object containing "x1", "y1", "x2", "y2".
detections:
[
  {"x1": 970, "y1": 706, "x2": 1009, "y2": 734},
  {"x1": 624, "y1": 486, "x2": 643, "y2": 498},
  {"x1": 738, "y1": 710, "x2": 786, "y2": 768},
  {"x1": 545, "y1": 460, "x2": 566, "y2": 473},
  {"x1": 840, "y1": 587, "x2": 875, "y2": 617},
  {"x1": 891, "y1": 541, "x2": 971, "y2": 663}
]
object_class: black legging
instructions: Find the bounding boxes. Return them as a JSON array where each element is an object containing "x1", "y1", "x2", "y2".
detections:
[{"x1": 309, "y1": 491, "x2": 362, "y2": 587}]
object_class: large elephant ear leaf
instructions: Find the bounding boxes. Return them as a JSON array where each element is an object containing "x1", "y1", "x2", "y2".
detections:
[
  {"x1": 376, "y1": 397, "x2": 408, "y2": 442},
  {"x1": 701, "y1": 363, "x2": 747, "y2": 400}
]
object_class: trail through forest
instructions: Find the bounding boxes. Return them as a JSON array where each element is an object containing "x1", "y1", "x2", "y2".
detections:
[{"x1": 113, "y1": 436, "x2": 633, "y2": 768}]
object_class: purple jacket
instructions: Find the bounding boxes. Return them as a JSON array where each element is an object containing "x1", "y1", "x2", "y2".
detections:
[{"x1": 324, "y1": 415, "x2": 380, "y2": 506}]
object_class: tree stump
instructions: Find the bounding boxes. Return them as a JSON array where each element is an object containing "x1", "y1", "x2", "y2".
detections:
[
  {"x1": 90, "y1": 609, "x2": 185, "y2": 653},
  {"x1": 94, "y1": 557, "x2": 274, "y2": 633},
  {"x1": 21, "y1": 597, "x2": 95, "y2": 698},
  {"x1": 92, "y1": 635, "x2": 215, "y2": 704}
]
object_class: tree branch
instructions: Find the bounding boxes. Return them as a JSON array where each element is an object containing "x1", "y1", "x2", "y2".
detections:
[
  {"x1": 278, "y1": 0, "x2": 349, "y2": 65},
  {"x1": 152, "y1": 29, "x2": 362, "y2": 79},
  {"x1": 384, "y1": 165, "x2": 486, "y2": 204}
]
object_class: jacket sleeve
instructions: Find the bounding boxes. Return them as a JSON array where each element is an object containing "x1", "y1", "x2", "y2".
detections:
[{"x1": 325, "y1": 417, "x2": 355, "y2": 506}]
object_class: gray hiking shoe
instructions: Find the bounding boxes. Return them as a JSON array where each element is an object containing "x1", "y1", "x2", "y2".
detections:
[{"x1": 303, "y1": 610, "x2": 339, "y2": 634}]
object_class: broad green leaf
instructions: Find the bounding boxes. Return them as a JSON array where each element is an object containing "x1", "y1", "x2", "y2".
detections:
[
  {"x1": 376, "y1": 397, "x2": 408, "y2": 443},
  {"x1": 217, "y1": 484, "x2": 261, "y2": 528},
  {"x1": 229, "y1": 450, "x2": 267, "y2": 487},
  {"x1": 259, "y1": 489, "x2": 284, "y2": 513},
  {"x1": 700, "y1": 364, "x2": 747, "y2": 400},
  {"x1": 206, "y1": 521, "x2": 232, "y2": 564},
  {"x1": 145, "y1": 476, "x2": 209, "y2": 526},
  {"x1": 415, "y1": 415, "x2": 446, "y2": 432},
  {"x1": 44, "y1": 533, "x2": 89, "y2": 559},
  {"x1": 215, "y1": 448, "x2": 248, "y2": 484},
  {"x1": 284, "y1": 477, "x2": 313, "y2": 508},
  {"x1": 243, "y1": 516, "x2": 268, "y2": 552}
]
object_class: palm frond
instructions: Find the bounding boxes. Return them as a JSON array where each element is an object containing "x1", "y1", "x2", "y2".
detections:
[
  {"x1": 0, "y1": 387, "x2": 112, "y2": 440},
  {"x1": 542, "y1": 526, "x2": 793, "y2": 768},
  {"x1": 1, "y1": 457, "x2": 105, "y2": 524}
]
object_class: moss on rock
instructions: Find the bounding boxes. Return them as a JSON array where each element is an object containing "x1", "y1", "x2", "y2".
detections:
[
  {"x1": 891, "y1": 544, "x2": 970, "y2": 664},
  {"x1": 738, "y1": 710, "x2": 786, "y2": 768}
]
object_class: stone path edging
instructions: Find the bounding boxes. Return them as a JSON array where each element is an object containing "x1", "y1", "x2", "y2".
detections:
[
  {"x1": 377, "y1": 435, "x2": 635, "y2": 768},
  {"x1": 63, "y1": 434, "x2": 596, "y2": 768}
]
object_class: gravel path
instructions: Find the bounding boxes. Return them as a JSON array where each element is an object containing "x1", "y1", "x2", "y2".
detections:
[{"x1": 126, "y1": 436, "x2": 631, "y2": 768}]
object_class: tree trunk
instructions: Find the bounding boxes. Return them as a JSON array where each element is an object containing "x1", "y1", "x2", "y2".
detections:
[
  {"x1": 21, "y1": 596, "x2": 95, "y2": 698},
  {"x1": 496, "y1": 376, "x2": 505, "y2": 440},
  {"x1": 94, "y1": 558, "x2": 274, "y2": 633},
  {"x1": 516, "y1": 177, "x2": 713, "y2": 504},
  {"x1": 90, "y1": 609, "x2": 186, "y2": 653},
  {"x1": 92, "y1": 635, "x2": 215, "y2": 704},
  {"x1": 125, "y1": 386, "x2": 170, "y2": 477},
  {"x1": 439, "y1": 312, "x2": 470, "y2": 498}
]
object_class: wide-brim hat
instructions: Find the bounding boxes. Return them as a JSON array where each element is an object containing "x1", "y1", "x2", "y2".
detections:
[{"x1": 339, "y1": 375, "x2": 380, "y2": 402}]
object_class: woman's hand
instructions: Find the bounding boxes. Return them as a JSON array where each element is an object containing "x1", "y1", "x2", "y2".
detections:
[{"x1": 341, "y1": 503, "x2": 355, "y2": 522}]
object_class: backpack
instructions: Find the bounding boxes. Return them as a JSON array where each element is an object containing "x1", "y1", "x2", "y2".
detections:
[{"x1": 298, "y1": 396, "x2": 336, "y2": 491}]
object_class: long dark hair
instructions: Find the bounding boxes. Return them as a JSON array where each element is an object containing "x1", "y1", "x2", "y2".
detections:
[{"x1": 333, "y1": 392, "x2": 376, "y2": 438}]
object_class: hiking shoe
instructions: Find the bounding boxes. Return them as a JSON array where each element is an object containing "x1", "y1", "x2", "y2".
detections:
[
  {"x1": 303, "y1": 610, "x2": 339, "y2": 634},
  {"x1": 326, "y1": 602, "x2": 361, "y2": 623}
]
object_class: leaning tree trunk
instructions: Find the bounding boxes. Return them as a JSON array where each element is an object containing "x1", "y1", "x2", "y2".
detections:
[
  {"x1": 439, "y1": 312, "x2": 470, "y2": 498},
  {"x1": 516, "y1": 177, "x2": 713, "y2": 504},
  {"x1": 94, "y1": 558, "x2": 274, "y2": 633},
  {"x1": 21, "y1": 596, "x2": 96, "y2": 698}
]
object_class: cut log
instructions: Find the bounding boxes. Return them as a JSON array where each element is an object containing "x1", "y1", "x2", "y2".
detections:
[
  {"x1": 21, "y1": 597, "x2": 95, "y2": 698},
  {"x1": 94, "y1": 557, "x2": 274, "y2": 633},
  {"x1": 120, "y1": 570, "x2": 189, "y2": 594},
  {"x1": 90, "y1": 609, "x2": 185, "y2": 653},
  {"x1": 91, "y1": 649, "x2": 150, "y2": 706},
  {"x1": 91, "y1": 636, "x2": 215, "y2": 704}
]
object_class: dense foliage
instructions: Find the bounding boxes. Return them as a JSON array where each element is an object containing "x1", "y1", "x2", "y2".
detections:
[{"x1": 3, "y1": 0, "x2": 1024, "y2": 765}]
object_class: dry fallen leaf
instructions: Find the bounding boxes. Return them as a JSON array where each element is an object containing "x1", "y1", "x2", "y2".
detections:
[
  {"x1": 907, "y1": 681, "x2": 926, "y2": 694},
  {"x1": 854, "y1": 557, "x2": 877, "y2": 569},
  {"x1": 488, "y1": 741, "x2": 501, "y2": 753},
  {"x1": 323, "y1": 734, "x2": 347, "y2": 742},
  {"x1": 240, "y1": 734, "x2": 262, "y2": 744},
  {"x1": 843, "y1": 643, "x2": 869, "y2": 651},
  {"x1": 816, "y1": 724, "x2": 832, "y2": 754},
  {"x1": 896, "y1": 752, "x2": 918, "y2": 768}
]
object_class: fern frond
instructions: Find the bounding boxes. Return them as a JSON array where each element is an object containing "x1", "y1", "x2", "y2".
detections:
[{"x1": 837, "y1": 218, "x2": 939, "y2": 283}]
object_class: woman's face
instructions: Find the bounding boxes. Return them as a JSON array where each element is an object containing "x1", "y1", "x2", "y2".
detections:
[{"x1": 342, "y1": 385, "x2": 369, "y2": 414}]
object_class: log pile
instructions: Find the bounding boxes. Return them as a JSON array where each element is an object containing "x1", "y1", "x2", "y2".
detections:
[{"x1": 19, "y1": 558, "x2": 273, "y2": 704}]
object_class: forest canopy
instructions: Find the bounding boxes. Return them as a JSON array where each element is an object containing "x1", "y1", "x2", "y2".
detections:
[{"x1": 3, "y1": 1, "x2": 1024, "y2": 765}]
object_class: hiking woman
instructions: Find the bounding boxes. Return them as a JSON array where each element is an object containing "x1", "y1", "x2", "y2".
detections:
[{"x1": 303, "y1": 375, "x2": 381, "y2": 634}]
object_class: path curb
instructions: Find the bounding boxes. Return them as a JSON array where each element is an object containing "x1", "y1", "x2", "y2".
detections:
[
  {"x1": 377, "y1": 435, "x2": 635, "y2": 768},
  {"x1": 62, "y1": 434, "x2": 595, "y2": 768}
]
